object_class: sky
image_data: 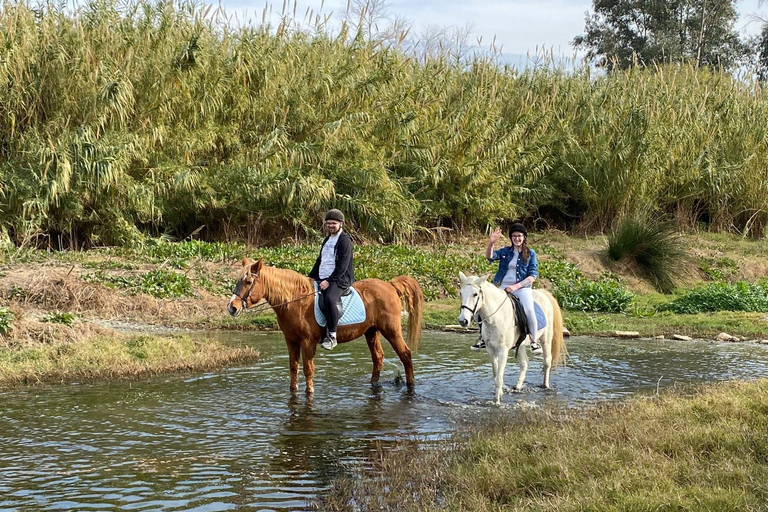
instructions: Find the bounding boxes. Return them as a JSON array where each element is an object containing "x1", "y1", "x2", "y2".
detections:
[{"x1": 218, "y1": 0, "x2": 767, "y2": 65}]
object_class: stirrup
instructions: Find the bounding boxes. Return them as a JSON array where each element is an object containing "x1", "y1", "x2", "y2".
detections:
[
  {"x1": 530, "y1": 340, "x2": 542, "y2": 354},
  {"x1": 321, "y1": 335, "x2": 337, "y2": 350},
  {"x1": 470, "y1": 339, "x2": 486, "y2": 351}
]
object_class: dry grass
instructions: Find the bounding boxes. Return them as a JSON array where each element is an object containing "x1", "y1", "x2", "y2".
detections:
[
  {"x1": 0, "y1": 316, "x2": 258, "y2": 386},
  {"x1": 0, "y1": 264, "x2": 229, "y2": 325},
  {"x1": 325, "y1": 379, "x2": 768, "y2": 511}
]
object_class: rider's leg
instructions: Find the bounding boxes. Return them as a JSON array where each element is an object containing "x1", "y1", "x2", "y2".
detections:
[
  {"x1": 321, "y1": 283, "x2": 344, "y2": 350},
  {"x1": 513, "y1": 287, "x2": 540, "y2": 353}
]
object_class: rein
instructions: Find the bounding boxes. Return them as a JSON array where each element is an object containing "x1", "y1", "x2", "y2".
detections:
[
  {"x1": 461, "y1": 286, "x2": 507, "y2": 323},
  {"x1": 243, "y1": 290, "x2": 320, "y2": 314},
  {"x1": 233, "y1": 273, "x2": 319, "y2": 314}
]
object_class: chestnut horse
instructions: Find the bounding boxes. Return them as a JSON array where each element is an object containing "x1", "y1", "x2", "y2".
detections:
[{"x1": 227, "y1": 258, "x2": 424, "y2": 395}]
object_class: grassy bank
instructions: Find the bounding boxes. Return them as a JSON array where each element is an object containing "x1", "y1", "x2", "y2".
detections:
[
  {"x1": 0, "y1": 319, "x2": 258, "y2": 386},
  {"x1": 325, "y1": 378, "x2": 768, "y2": 511}
]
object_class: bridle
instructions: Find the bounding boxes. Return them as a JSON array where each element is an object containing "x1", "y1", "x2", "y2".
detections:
[
  {"x1": 461, "y1": 284, "x2": 509, "y2": 323},
  {"x1": 232, "y1": 272, "x2": 258, "y2": 311}
]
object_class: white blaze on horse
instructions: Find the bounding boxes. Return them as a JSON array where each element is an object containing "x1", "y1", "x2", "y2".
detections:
[{"x1": 457, "y1": 271, "x2": 567, "y2": 405}]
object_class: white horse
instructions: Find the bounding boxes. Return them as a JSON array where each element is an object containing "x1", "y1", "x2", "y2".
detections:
[{"x1": 457, "y1": 271, "x2": 567, "y2": 405}]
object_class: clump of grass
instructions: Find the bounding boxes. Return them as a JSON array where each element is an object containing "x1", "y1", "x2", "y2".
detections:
[
  {"x1": 325, "y1": 379, "x2": 768, "y2": 511},
  {"x1": 0, "y1": 307, "x2": 14, "y2": 335},
  {"x1": 608, "y1": 217, "x2": 686, "y2": 293},
  {"x1": 40, "y1": 311, "x2": 78, "y2": 326}
]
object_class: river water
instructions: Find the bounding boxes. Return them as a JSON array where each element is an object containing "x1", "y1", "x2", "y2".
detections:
[{"x1": 2, "y1": 331, "x2": 768, "y2": 511}]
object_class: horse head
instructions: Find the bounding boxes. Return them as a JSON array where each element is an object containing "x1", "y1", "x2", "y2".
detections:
[
  {"x1": 457, "y1": 271, "x2": 490, "y2": 327},
  {"x1": 228, "y1": 258, "x2": 264, "y2": 316}
]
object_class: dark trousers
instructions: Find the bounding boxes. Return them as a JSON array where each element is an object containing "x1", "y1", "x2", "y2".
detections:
[{"x1": 320, "y1": 282, "x2": 345, "y2": 333}]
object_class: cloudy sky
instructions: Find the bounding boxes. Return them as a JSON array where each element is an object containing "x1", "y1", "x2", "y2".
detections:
[{"x1": 220, "y1": 0, "x2": 767, "y2": 63}]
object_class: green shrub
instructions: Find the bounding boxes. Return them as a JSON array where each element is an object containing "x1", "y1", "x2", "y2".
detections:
[
  {"x1": 659, "y1": 281, "x2": 768, "y2": 314},
  {"x1": 552, "y1": 273, "x2": 635, "y2": 313},
  {"x1": 41, "y1": 311, "x2": 78, "y2": 326},
  {"x1": 138, "y1": 270, "x2": 193, "y2": 298},
  {"x1": 0, "y1": 307, "x2": 14, "y2": 335},
  {"x1": 539, "y1": 259, "x2": 635, "y2": 313},
  {"x1": 699, "y1": 257, "x2": 738, "y2": 282},
  {"x1": 608, "y1": 217, "x2": 686, "y2": 293}
]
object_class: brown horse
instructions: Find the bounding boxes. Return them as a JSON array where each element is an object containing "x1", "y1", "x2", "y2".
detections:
[{"x1": 227, "y1": 258, "x2": 424, "y2": 395}]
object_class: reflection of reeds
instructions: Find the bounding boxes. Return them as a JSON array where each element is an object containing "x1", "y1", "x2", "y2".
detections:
[{"x1": 2, "y1": 1, "x2": 768, "y2": 246}]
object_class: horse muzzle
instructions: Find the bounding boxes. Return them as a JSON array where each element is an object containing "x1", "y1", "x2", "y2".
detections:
[{"x1": 227, "y1": 301, "x2": 241, "y2": 317}]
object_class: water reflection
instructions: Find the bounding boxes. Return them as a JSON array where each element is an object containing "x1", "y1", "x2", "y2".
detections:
[{"x1": 1, "y1": 332, "x2": 767, "y2": 511}]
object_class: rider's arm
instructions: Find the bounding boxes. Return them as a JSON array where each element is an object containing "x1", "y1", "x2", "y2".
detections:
[{"x1": 327, "y1": 235, "x2": 352, "y2": 283}]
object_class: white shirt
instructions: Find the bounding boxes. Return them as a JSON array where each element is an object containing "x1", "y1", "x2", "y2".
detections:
[
  {"x1": 498, "y1": 250, "x2": 519, "y2": 290},
  {"x1": 318, "y1": 231, "x2": 341, "y2": 279}
]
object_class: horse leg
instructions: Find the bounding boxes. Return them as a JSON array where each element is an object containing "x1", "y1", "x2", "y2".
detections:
[
  {"x1": 541, "y1": 329, "x2": 553, "y2": 389},
  {"x1": 287, "y1": 340, "x2": 301, "y2": 393},
  {"x1": 514, "y1": 345, "x2": 529, "y2": 391},
  {"x1": 494, "y1": 347, "x2": 510, "y2": 405},
  {"x1": 382, "y1": 326, "x2": 415, "y2": 387},
  {"x1": 301, "y1": 341, "x2": 317, "y2": 395},
  {"x1": 365, "y1": 328, "x2": 384, "y2": 386}
]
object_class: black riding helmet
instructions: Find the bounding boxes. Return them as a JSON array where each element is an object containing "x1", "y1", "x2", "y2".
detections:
[
  {"x1": 325, "y1": 209, "x2": 345, "y2": 222},
  {"x1": 508, "y1": 222, "x2": 527, "y2": 238}
]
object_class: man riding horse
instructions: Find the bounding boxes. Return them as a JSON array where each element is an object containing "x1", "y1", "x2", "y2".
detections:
[{"x1": 308, "y1": 209, "x2": 354, "y2": 350}]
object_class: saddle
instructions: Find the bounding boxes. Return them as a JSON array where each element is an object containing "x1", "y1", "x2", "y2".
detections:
[{"x1": 312, "y1": 282, "x2": 366, "y2": 327}]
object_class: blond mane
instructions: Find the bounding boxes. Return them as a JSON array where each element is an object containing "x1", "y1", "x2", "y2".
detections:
[{"x1": 259, "y1": 265, "x2": 314, "y2": 305}]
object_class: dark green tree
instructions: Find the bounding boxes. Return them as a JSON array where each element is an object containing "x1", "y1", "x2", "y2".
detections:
[{"x1": 573, "y1": 0, "x2": 746, "y2": 70}]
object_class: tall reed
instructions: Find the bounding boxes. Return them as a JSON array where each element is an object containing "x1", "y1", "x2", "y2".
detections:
[{"x1": 2, "y1": 0, "x2": 768, "y2": 246}]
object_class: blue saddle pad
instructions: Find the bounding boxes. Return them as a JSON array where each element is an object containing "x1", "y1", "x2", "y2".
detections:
[
  {"x1": 534, "y1": 302, "x2": 547, "y2": 330},
  {"x1": 313, "y1": 282, "x2": 366, "y2": 327}
]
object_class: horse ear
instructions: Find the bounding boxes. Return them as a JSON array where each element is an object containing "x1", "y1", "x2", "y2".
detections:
[
  {"x1": 478, "y1": 274, "x2": 490, "y2": 283},
  {"x1": 241, "y1": 257, "x2": 254, "y2": 267},
  {"x1": 458, "y1": 271, "x2": 467, "y2": 285},
  {"x1": 250, "y1": 258, "x2": 264, "y2": 276}
]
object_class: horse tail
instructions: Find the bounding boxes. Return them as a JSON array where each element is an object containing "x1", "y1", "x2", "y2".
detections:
[
  {"x1": 389, "y1": 276, "x2": 424, "y2": 351},
  {"x1": 541, "y1": 289, "x2": 567, "y2": 368}
]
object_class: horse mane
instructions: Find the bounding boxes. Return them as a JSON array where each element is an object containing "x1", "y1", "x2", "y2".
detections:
[{"x1": 259, "y1": 265, "x2": 314, "y2": 305}]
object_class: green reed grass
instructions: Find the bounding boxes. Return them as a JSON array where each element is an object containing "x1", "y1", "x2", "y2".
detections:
[
  {"x1": 608, "y1": 217, "x2": 687, "y2": 293},
  {"x1": 2, "y1": 0, "x2": 768, "y2": 247}
]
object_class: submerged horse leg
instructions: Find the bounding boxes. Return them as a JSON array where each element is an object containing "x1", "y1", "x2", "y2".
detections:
[
  {"x1": 287, "y1": 341, "x2": 301, "y2": 393},
  {"x1": 514, "y1": 345, "x2": 530, "y2": 391},
  {"x1": 382, "y1": 326, "x2": 415, "y2": 387},
  {"x1": 493, "y1": 347, "x2": 510, "y2": 405},
  {"x1": 365, "y1": 328, "x2": 384, "y2": 386},
  {"x1": 541, "y1": 329, "x2": 553, "y2": 388},
  {"x1": 300, "y1": 341, "x2": 318, "y2": 395}
]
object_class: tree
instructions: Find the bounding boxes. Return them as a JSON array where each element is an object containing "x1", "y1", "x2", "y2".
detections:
[{"x1": 573, "y1": 0, "x2": 747, "y2": 70}]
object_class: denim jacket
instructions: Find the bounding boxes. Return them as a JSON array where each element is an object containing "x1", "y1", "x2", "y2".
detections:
[{"x1": 489, "y1": 246, "x2": 539, "y2": 287}]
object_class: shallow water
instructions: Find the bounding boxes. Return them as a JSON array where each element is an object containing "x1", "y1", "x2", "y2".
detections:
[{"x1": 1, "y1": 331, "x2": 767, "y2": 511}]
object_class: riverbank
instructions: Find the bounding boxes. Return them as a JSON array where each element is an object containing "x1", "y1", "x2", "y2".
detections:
[
  {"x1": 2, "y1": 231, "x2": 768, "y2": 384},
  {"x1": 0, "y1": 317, "x2": 258, "y2": 386},
  {"x1": 324, "y1": 378, "x2": 768, "y2": 511}
]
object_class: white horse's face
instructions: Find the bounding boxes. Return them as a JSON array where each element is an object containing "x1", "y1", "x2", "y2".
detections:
[{"x1": 457, "y1": 271, "x2": 489, "y2": 327}]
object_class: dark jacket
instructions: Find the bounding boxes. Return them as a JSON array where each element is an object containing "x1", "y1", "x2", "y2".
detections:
[{"x1": 308, "y1": 231, "x2": 355, "y2": 288}]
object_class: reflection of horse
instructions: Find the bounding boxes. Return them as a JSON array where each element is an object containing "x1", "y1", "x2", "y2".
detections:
[
  {"x1": 228, "y1": 258, "x2": 423, "y2": 394},
  {"x1": 457, "y1": 272, "x2": 566, "y2": 405}
]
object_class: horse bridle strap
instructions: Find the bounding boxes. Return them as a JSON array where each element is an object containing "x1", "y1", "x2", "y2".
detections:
[{"x1": 233, "y1": 273, "x2": 258, "y2": 310}]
